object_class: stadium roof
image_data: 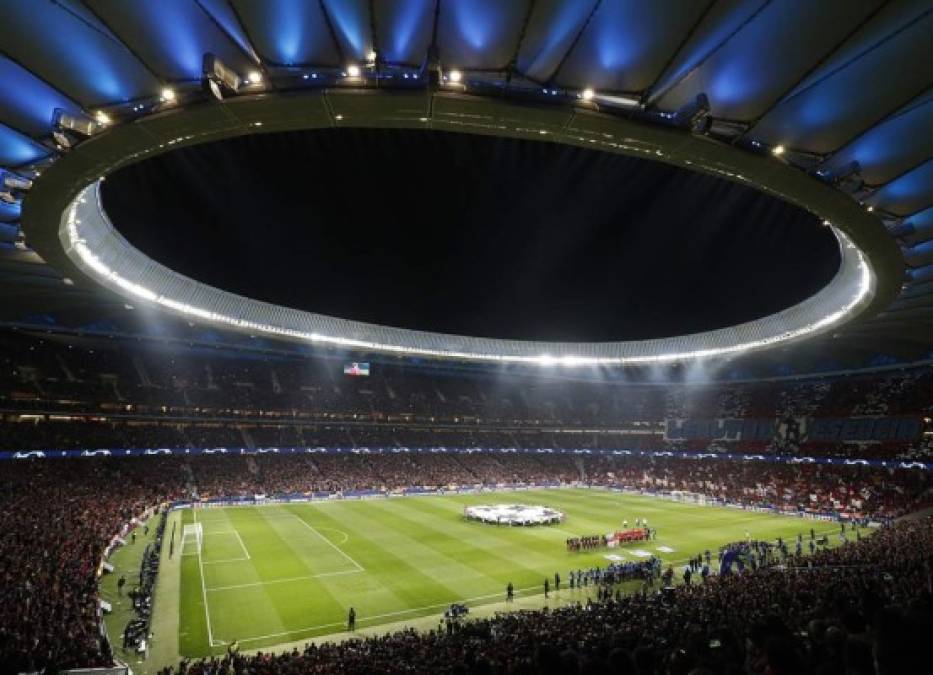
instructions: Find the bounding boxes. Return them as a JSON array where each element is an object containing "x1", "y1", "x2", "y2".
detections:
[{"x1": 1, "y1": 0, "x2": 932, "y2": 375}]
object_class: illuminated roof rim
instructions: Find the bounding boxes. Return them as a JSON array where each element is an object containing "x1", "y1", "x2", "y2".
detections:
[{"x1": 22, "y1": 90, "x2": 903, "y2": 366}]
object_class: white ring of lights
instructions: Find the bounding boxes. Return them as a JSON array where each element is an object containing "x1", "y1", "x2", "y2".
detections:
[
  {"x1": 464, "y1": 504, "x2": 564, "y2": 525},
  {"x1": 62, "y1": 179, "x2": 873, "y2": 367}
]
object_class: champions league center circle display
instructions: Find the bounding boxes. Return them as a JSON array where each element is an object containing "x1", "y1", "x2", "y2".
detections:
[{"x1": 464, "y1": 504, "x2": 564, "y2": 526}]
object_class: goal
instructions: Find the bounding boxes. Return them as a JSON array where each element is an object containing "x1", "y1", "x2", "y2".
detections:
[{"x1": 182, "y1": 522, "x2": 203, "y2": 555}]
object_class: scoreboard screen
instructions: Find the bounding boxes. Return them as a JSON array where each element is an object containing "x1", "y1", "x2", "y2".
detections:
[{"x1": 343, "y1": 362, "x2": 370, "y2": 377}]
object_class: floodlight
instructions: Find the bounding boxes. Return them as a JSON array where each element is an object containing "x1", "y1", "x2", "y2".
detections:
[
  {"x1": 831, "y1": 161, "x2": 865, "y2": 194},
  {"x1": 581, "y1": 88, "x2": 595, "y2": 101},
  {"x1": 0, "y1": 170, "x2": 32, "y2": 191},
  {"x1": 52, "y1": 108, "x2": 102, "y2": 136},
  {"x1": 52, "y1": 130, "x2": 73, "y2": 149},
  {"x1": 161, "y1": 87, "x2": 176, "y2": 102},
  {"x1": 670, "y1": 93, "x2": 712, "y2": 134},
  {"x1": 95, "y1": 111, "x2": 111, "y2": 125},
  {"x1": 367, "y1": 50, "x2": 377, "y2": 63},
  {"x1": 448, "y1": 69, "x2": 462, "y2": 83},
  {"x1": 202, "y1": 53, "x2": 241, "y2": 100},
  {"x1": 347, "y1": 64, "x2": 361, "y2": 77},
  {"x1": 246, "y1": 70, "x2": 262, "y2": 84},
  {"x1": 772, "y1": 144, "x2": 786, "y2": 156}
]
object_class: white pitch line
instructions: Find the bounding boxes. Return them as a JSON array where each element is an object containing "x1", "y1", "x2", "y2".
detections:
[
  {"x1": 218, "y1": 523, "x2": 846, "y2": 646},
  {"x1": 193, "y1": 510, "x2": 216, "y2": 647},
  {"x1": 202, "y1": 556, "x2": 251, "y2": 565},
  {"x1": 289, "y1": 511, "x2": 364, "y2": 572},
  {"x1": 228, "y1": 583, "x2": 544, "y2": 645},
  {"x1": 207, "y1": 569, "x2": 362, "y2": 592},
  {"x1": 314, "y1": 526, "x2": 350, "y2": 545},
  {"x1": 232, "y1": 528, "x2": 251, "y2": 560}
]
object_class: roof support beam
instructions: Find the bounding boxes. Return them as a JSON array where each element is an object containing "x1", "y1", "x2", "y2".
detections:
[
  {"x1": 221, "y1": 1, "x2": 277, "y2": 89},
  {"x1": 737, "y1": 2, "x2": 887, "y2": 142},
  {"x1": 544, "y1": 0, "x2": 601, "y2": 88},
  {"x1": 317, "y1": 0, "x2": 346, "y2": 66},
  {"x1": 817, "y1": 86, "x2": 933, "y2": 162},
  {"x1": 504, "y1": 0, "x2": 537, "y2": 81},
  {"x1": 74, "y1": 1, "x2": 165, "y2": 82},
  {"x1": 643, "y1": 0, "x2": 717, "y2": 104},
  {"x1": 645, "y1": 0, "x2": 773, "y2": 106}
]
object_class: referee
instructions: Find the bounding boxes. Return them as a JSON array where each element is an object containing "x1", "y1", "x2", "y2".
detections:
[{"x1": 348, "y1": 606, "x2": 356, "y2": 632}]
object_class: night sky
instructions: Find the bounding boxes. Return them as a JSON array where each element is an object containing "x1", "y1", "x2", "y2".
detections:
[{"x1": 102, "y1": 128, "x2": 840, "y2": 342}]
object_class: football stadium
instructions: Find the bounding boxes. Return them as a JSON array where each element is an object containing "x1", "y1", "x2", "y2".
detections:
[{"x1": 0, "y1": 2, "x2": 932, "y2": 674}]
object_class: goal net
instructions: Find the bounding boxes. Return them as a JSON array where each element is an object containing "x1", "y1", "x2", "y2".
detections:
[{"x1": 182, "y1": 522, "x2": 203, "y2": 556}]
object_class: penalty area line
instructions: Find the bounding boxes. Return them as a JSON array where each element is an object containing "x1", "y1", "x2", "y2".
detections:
[
  {"x1": 207, "y1": 569, "x2": 362, "y2": 592},
  {"x1": 288, "y1": 511, "x2": 364, "y2": 572}
]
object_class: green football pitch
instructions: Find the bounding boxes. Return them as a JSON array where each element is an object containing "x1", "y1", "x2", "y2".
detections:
[{"x1": 176, "y1": 488, "x2": 842, "y2": 656}]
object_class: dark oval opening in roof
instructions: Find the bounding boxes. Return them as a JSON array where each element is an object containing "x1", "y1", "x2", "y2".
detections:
[{"x1": 102, "y1": 128, "x2": 840, "y2": 342}]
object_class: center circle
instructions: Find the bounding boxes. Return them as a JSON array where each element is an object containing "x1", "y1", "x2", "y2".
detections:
[
  {"x1": 101, "y1": 128, "x2": 839, "y2": 342},
  {"x1": 464, "y1": 504, "x2": 565, "y2": 526}
]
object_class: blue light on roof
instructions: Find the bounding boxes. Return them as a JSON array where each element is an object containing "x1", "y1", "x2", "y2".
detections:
[
  {"x1": 322, "y1": 0, "x2": 369, "y2": 58},
  {"x1": 0, "y1": 200, "x2": 22, "y2": 223},
  {"x1": 0, "y1": 123, "x2": 48, "y2": 166},
  {"x1": 0, "y1": 56, "x2": 82, "y2": 136}
]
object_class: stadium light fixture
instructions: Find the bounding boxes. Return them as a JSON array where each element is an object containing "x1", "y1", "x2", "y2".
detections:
[
  {"x1": 94, "y1": 111, "x2": 112, "y2": 126},
  {"x1": 347, "y1": 64, "x2": 361, "y2": 77},
  {"x1": 670, "y1": 93, "x2": 712, "y2": 134},
  {"x1": 245, "y1": 70, "x2": 262, "y2": 84},
  {"x1": 53, "y1": 109, "x2": 103, "y2": 137},
  {"x1": 448, "y1": 69, "x2": 462, "y2": 83},
  {"x1": 161, "y1": 87, "x2": 176, "y2": 103},
  {"x1": 202, "y1": 53, "x2": 241, "y2": 100},
  {"x1": 591, "y1": 93, "x2": 640, "y2": 109},
  {"x1": 1, "y1": 169, "x2": 32, "y2": 191},
  {"x1": 581, "y1": 88, "x2": 595, "y2": 101},
  {"x1": 772, "y1": 144, "x2": 786, "y2": 156}
]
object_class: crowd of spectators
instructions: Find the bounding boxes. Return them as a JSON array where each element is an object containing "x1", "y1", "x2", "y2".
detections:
[
  {"x1": 0, "y1": 448, "x2": 929, "y2": 672},
  {"x1": 2, "y1": 331, "x2": 933, "y2": 464},
  {"x1": 161, "y1": 517, "x2": 933, "y2": 675},
  {"x1": 0, "y1": 458, "x2": 184, "y2": 673},
  {"x1": 2, "y1": 332, "x2": 932, "y2": 427}
]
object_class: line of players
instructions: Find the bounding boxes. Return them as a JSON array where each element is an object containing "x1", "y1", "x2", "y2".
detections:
[{"x1": 565, "y1": 516, "x2": 657, "y2": 551}]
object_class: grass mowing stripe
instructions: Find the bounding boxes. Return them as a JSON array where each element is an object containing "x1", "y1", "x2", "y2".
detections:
[
  {"x1": 380, "y1": 498, "x2": 561, "y2": 584},
  {"x1": 208, "y1": 569, "x2": 363, "y2": 592},
  {"x1": 231, "y1": 583, "x2": 548, "y2": 645},
  {"x1": 177, "y1": 490, "x2": 858, "y2": 656},
  {"x1": 304, "y1": 502, "x2": 471, "y2": 611},
  {"x1": 284, "y1": 506, "x2": 364, "y2": 571}
]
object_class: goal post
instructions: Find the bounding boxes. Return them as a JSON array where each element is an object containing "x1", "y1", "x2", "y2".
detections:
[{"x1": 182, "y1": 522, "x2": 203, "y2": 555}]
